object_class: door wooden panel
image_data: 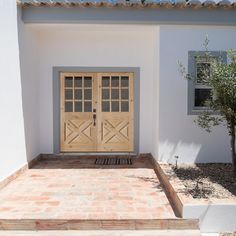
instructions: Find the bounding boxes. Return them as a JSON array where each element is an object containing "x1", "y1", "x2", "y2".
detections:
[
  {"x1": 60, "y1": 73, "x2": 97, "y2": 152},
  {"x1": 97, "y1": 73, "x2": 134, "y2": 152},
  {"x1": 60, "y1": 72, "x2": 134, "y2": 152}
]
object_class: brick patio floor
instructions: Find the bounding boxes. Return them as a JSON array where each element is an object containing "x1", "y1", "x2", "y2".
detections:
[
  {"x1": 0, "y1": 156, "x2": 176, "y2": 220},
  {"x1": 0, "y1": 230, "x2": 202, "y2": 236}
]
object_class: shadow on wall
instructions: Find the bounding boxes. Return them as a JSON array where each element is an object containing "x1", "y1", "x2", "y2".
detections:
[
  {"x1": 158, "y1": 140, "x2": 202, "y2": 164},
  {"x1": 158, "y1": 135, "x2": 231, "y2": 164},
  {"x1": 17, "y1": 8, "x2": 40, "y2": 163}
]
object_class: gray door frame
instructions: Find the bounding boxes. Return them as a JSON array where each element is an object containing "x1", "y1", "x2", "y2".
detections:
[{"x1": 53, "y1": 66, "x2": 140, "y2": 154}]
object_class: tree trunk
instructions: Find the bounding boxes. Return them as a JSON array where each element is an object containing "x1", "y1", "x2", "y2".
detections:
[{"x1": 229, "y1": 119, "x2": 236, "y2": 174}]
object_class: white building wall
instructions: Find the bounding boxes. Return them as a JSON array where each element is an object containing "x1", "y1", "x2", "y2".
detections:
[
  {"x1": 153, "y1": 25, "x2": 236, "y2": 164},
  {"x1": 14, "y1": 21, "x2": 236, "y2": 164},
  {"x1": 18, "y1": 10, "x2": 41, "y2": 162},
  {"x1": 37, "y1": 25, "x2": 158, "y2": 154},
  {"x1": 183, "y1": 204, "x2": 236, "y2": 232},
  {"x1": 0, "y1": 1, "x2": 27, "y2": 181},
  {"x1": 151, "y1": 27, "x2": 160, "y2": 158}
]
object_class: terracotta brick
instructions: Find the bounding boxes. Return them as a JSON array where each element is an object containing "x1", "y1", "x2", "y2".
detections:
[
  {"x1": 0, "y1": 207, "x2": 12, "y2": 212},
  {"x1": 0, "y1": 156, "x2": 181, "y2": 230},
  {"x1": 35, "y1": 201, "x2": 60, "y2": 206}
]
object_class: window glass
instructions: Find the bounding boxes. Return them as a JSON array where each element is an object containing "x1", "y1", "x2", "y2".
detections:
[
  {"x1": 121, "y1": 89, "x2": 129, "y2": 99},
  {"x1": 101, "y1": 75, "x2": 131, "y2": 112},
  {"x1": 84, "y1": 89, "x2": 92, "y2": 100},
  {"x1": 111, "y1": 89, "x2": 119, "y2": 99},
  {"x1": 111, "y1": 101, "x2": 119, "y2": 112},
  {"x1": 121, "y1": 76, "x2": 129, "y2": 87},
  {"x1": 194, "y1": 89, "x2": 212, "y2": 107},
  {"x1": 65, "y1": 77, "x2": 73, "y2": 87},
  {"x1": 196, "y1": 62, "x2": 211, "y2": 84},
  {"x1": 74, "y1": 102, "x2": 82, "y2": 112},
  {"x1": 84, "y1": 101, "x2": 92, "y2": 112},
  {"x1": 65, "y1": 89, "x2": 73, "y2": 100},
  {"x1": 102, "y1": 101, "x2": 110, "y2": 112},
  {"x1": 84, "y1": 77, "x2": 92, "y2": 88},
  {"x1": 65, "y1": 102, "x2": 73, "y2": 112},
  {"x1": 188, "y1": 53, "x2": 226, "y2": 112},
  {"x1": 121, "y1": 101, "x2": 129, "y2": 112},
  {"x1": 111, "y1": 76, "x2": 119, "y2": 87},
  {"x1": 74, "y1": 89, "x2": 82, "y2": 100},
  {"x1": 64, "y1": 75, "x2": 94, "y2": 112},
  {"x1": 102, "y1": 77, "x2": 110, "y2": 87},
  {"x1": 102, "y1": 89, "x2": 110, "y2": 100},
  {"x1": 74, "y1": 77, "x2": 82, "y2": 87}
]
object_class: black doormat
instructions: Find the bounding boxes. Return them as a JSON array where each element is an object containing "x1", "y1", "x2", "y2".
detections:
[{"x1": 95, "y1": 157, "x2": 133, "y2": 165}]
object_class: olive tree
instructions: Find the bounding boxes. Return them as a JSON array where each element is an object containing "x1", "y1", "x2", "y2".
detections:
[{"x1": 179, "y1": 38, "x2": 236, "y2": 173}]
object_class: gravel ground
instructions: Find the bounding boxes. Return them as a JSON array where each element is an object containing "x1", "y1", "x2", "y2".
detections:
[
  {"x1": 171, "y1": 164, "x2": 236, "y2": 199},
  {"x1": 220, "y1": 233, "x2": 236, "y2": 236}
]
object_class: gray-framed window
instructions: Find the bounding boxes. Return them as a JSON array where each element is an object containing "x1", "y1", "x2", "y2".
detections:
[{"x1": 188, "y1": 51, "x2": 227, "y2": 115}]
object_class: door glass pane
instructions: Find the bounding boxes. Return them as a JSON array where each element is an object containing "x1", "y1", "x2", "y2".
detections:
[
  {"x1": 121, "y1": 76, "x2": 129, "y2": 87},
  {"x1": 121, "y1": 101, "x2": 129, "y2": 112},
  {"x1": 102, "y1": 89, "x2": 110, "y2": 99},
  {"x1": 65, "y1": 102, "x2": 73, "y2": 112},
  {"x1": 84, "y1": 77, "x2": 92, "y2": 88},
  {"x1": 111, "y1": 89, "x2": 119, "y2": 99},
  {"x1": 65, "y1": 77, "x2": 73, "y2": 87},
  {"x1": 74, "y1": 89, "x2": 82, "y2": 100},
  {"x1": 74, "y1": 77, "x2": 82, "y2": 87},
  {"x1": 84, "y1": 102, "x2": 92, "y2": 112},
  {"x1": 74, "y1": 102, "x2": 82, "y2": 112},
  {"x1": 112, "y1": 101, "x2": 119, "y2": 112},
  {"x1": 121, "y1": 89, "x2": 129, "y2": 99},
  {"x1": 102, "y1": 101, "x2": 110, "y2": 112},
  {"x1": 65, "y1": 89, "x2": 73, "y2": 100},
  {"x1": 84, "y1": 89, "x2": 92, "y2": 100},
  {"x1": 102, "y1": 77, "x2": 110, "y2": 87},
  {"x1": 111, "y1": 76, "x2": 119, "y2": 87}
]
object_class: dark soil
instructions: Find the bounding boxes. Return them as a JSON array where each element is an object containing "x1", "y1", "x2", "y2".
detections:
[{"x1": 172, "y1": 163, "x2": 236, "y2": 199}]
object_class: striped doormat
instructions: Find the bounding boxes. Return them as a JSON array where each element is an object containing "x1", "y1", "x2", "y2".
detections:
[{"x1": 95, "y1": 157, "x2": 133, "y2": 165}]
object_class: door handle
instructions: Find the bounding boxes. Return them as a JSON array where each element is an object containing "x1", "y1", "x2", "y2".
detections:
[{"x1": 93, "y1": 114, "x2": 96, "y2": 126}]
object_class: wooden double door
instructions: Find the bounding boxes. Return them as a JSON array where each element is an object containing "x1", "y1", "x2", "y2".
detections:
[{"x1": 60, "y1": 72, "x2": 134, "y2": 152}]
